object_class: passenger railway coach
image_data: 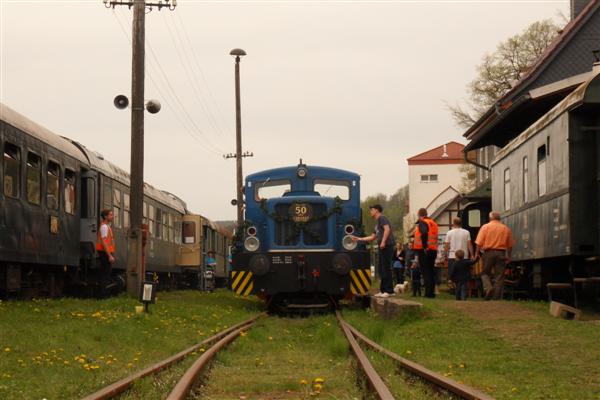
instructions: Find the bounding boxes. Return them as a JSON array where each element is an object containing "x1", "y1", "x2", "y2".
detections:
[
  {"x1": 489, "y1": 70, "x2": 600, "y2": 289},
  {"x1": 0, "y1": 103, "x2": 230, "y2": 297},
  {"x1": 231, "y1": 162, "x2": 371, "y2": 311}
]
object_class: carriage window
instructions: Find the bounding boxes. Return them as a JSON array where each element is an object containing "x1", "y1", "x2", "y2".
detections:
[
  {"x1": 522, "y1": 156, "x2": 529, "y2": 203},
  {"x1": 255, "y1": 180, "x2": 291, "y2": 201},
  {"x1": 124, "y1": 193, "x2": 130, "y2": 229},
  {"x1": 64, "y1": 169, "x2": 76, "y2": 214},
  {"x1": 103, "y1": 182, "x2": 112, "y2": 210},
  {"x1": 175, "y1": 216, "x2": 181, "y2": 243},
  {"x1": 3, "y1": 143, "x2": 20, "y2": 199},
  {"x1": 503, "y1": 168, "x2": 510, "y2": 211},
  {"x1": 148, "y1": 204, "x2": 155, "y2": 236},
  {"x1": 143, "y1": 201, "x2": 148, "y2": 224},
  {"x1": 155, "y1": 208, "x2": 162, "y2": 240},
  {"x1": 81, "y1": 177, "x2": 95, "y2": 218},
  {"x1": 113, "y1": 188, "x2": 121, "y2": 228},
  {"x1": 26, "y1": 152, "x2": 41, "y2": 205},
  {"x1": 314, "y1": 179, "x2": 350, "y2": 200},
  {"x1": 162, "y1": 212, "x2": 168, "y2": 241},
  {"x1": 538, "y1": 144, "x2": 547, "y2": 196},
  {"x1": 183, "y1": 221, "x2": 196, "y2": 244},
  {"x1": 169, "y1": 214, "x2": 174, "y2": 243},
  {"x1": 47, "y1": 161, "x2": 60, "y2": 211}
]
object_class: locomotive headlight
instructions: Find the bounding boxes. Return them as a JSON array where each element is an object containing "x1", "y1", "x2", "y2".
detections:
[
  {"x1": 244, "y1": 236, "x2": 260, "y2": 252},
  {"x1": 342, "y1": 235, "x2": 357, "y2": 251},
  {"x1": 249, "y1": 254, "x2": 270, "y2": 276},
  {"x1": 246, "y1": 226, "x2": 257, "y2": 236},
  {"x1": 297, "y1": 166, "x2": 307, "y2": 178},
  {"x1": 344, "y1": 224, "x2": 355, "y2": 235}
]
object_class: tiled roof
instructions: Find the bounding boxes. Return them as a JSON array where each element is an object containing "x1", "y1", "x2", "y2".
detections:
[{"x1": 407, "y1": 141, "x2": 465, "y2": 164}]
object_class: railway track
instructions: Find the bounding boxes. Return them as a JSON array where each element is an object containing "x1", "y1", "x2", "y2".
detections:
[
  {"x1": 81, "y1": 313, "x2": 262, "y2": 400},
  {"x1": 335, "y1": 310, "x2": 495, "y2": 400}
]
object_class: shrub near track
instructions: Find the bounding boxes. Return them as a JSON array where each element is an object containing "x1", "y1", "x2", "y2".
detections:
[
  {"x1": 343, "y1": 295, "x2": 600, "y2": 400},
  {"x1": 0, "y1": 290, "x2": 261, "y2": 399}
]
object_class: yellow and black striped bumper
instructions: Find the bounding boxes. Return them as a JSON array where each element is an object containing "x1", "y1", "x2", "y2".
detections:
[
  {"x1": 231, "y1": 270, "x2": 254, "y2": 296},
  {"x1": 349, "y1": 268, "x2": 371, "y2": 295}
]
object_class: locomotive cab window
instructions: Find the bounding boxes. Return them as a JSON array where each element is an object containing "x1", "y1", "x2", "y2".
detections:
[
  {"x1": 46, "y1": 161, "x2": 60, "y2": 211},
  {"x1": 26, "y1": 152, "x2": 41, "y2": 205},
  {"x1": 314, "y1": 179, "x2": 350, "y2": 200},
  {"x1": 64, "y1": 169, "x2": 76, "y2": 215},
  {"x1": 255, "y1": 180, "x2": 291, "y2": 201},
  {"x1": 537, "y1": 144, "x2": 547, "y2": 196},
  {"x1": 3, "y1": 143, "x2": 20, "y2": 199}
]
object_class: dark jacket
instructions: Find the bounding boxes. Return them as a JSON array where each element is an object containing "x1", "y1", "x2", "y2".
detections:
[{"x1": 450, "y1": 259, "x2": 475, "y2": 282}]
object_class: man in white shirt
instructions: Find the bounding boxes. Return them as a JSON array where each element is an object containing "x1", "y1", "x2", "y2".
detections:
[{"x1": 443, "y1": 217, "x2": 473, "y2": 282}]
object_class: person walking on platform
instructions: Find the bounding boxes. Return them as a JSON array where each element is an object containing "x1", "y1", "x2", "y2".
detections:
[
  {"x1": 414, "y1": 208, "x2": 439, "y2": 298},
  {"x1": 96, "y1": 209, "x2": 115, "y2": 298},
  {"x1": 444, "y1": 217, "x2": 474, "y2": 284},
  {"x1": 475, "y1": 211, "x2": 513, "y2": 300},
  {"x1": 352, "y1": 204, "x2": 396, "y2": 298},
  {"x1": 449, "y1": 249, "x2": 477, "y2": 301}
]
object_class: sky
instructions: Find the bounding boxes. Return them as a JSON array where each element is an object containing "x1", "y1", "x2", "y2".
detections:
[{"x1": 1, "y1": 0, "x2": 569, "y2": 220}]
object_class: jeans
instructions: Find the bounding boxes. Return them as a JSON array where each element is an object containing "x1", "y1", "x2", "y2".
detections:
[
  {"x1": 378, "y1": 246, "x2": 394, "y2": 294},
  {"x1": 417, "y1": 250, "x2": 437, "y2": 298},
  {"x1": 455, "y1": 281, "x2": 467, "y2": 300}
]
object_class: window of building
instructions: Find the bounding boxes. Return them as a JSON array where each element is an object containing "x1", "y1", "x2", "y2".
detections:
[
  {"x1": 113, "y1": 188, "x2": 121, "y2": 228},
  {"x1": 26, "y1": 152, "x2": 41, "y2": 205},
  {"x1": 504, "y1": 168, "x2": 510, "y2": 211},
  {"x1": 47, "y1": 161, "x2": 60, "y2": 211},
  {"x1": 124, "y1": 193, "x2": 130, "y2": 229},
  {"x1": 522, "y1": 156, "x2": 529, "y2": 203},
  {"x1": 3, "y1": 143, "x2": 21, "y2": 199},
  {"x1": 64, "y1": 169, "x2": 76, "y2": 214},
  {"x1": 314, "y1": 179, "x2": 350, "y2": 200},
  {"x1": 468, "y1": 209, "x2": 481, "y2": 228},
  {"x1": 538, "y1": 144, "x2": 547, "y2": 196},
  {"x1": 420, "y1": 174, "x2": 438, "y2": 183}
]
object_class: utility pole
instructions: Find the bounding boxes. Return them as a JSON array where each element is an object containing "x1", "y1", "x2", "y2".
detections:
[
  {"x1": 225, "y1": 48, "x2": 252, "y2": 228},
  {"x1": 104, "y1": 0, "x2": 176, "y2": 296}
]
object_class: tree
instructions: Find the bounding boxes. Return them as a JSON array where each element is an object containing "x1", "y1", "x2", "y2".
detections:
[
  {"x1": 360, "y1": 185, "x2": 409, "y2": 241},
  {"x1": 449, "y1": 19, "x2": 562, "y2": 128}
]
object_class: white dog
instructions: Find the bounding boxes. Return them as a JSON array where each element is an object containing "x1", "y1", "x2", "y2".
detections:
[{"x1": 394, "y1": 282, "x2": 410, "y2": 294}]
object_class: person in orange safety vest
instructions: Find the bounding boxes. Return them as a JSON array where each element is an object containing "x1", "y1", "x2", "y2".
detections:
[
  {"x1": 96, "y1": 209, "x2": 115, "y2": 298},
  {"x1": 414, "y1": 208, "x2": 439, "y2": 298}
]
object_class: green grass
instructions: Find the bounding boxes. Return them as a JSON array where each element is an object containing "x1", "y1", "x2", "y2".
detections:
[
  {"x1": 343, "y1": 293, "x2": 600, "y2": 400},
  {"x1": 0, "y1": 290, "x2": 261, "y2": 399},
  {"x1": 197, "y1": 315, "x2": 362, "y2": 399}
]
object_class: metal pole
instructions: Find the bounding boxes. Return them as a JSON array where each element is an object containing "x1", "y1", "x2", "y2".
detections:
[
  {"x1": 127, "y1": 0, "x2": 146, "y2": 296},
  {"x1": 234, "y1": 55, "x2": 243, "y2": 227}
]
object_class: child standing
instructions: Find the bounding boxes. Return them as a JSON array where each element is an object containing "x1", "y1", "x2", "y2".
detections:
[
  {"x1": 449, "y1": 249, "x2": 477, "y2": 301},
  {"x1": 409, "y1": 255, "x2": 422, "y2": 297}
]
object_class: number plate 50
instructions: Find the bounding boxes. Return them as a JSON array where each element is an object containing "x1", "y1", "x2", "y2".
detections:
[{"x1": 290, "y1": 203, "x2": 313, "y2": 223}]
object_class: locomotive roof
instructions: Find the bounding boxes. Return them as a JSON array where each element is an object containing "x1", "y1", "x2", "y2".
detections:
[
  {"x1": 1, "y1": 103, "x2": 90, "y2": 165},
  {"x1": 492, "y1": 69, "x2": 600, "y2": 166},
  {"x1": 1, "y1": 103, "x2": 187, "y2": 214},
  {"x1": 246, "y1": 165, "x2": 360, "y2": 182}
]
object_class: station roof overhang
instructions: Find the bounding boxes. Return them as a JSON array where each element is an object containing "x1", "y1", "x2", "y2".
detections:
[{"x1": 463, "y1": 71, "x2": 594, "y2": 152}]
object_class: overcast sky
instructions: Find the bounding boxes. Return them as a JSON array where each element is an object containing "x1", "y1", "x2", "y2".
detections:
[{"x1": 1, "y1": 0, "x2": 568, "y2": 220}]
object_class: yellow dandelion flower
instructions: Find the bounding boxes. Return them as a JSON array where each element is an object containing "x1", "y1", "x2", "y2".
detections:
[
  {"x1": 300, "y1": 379, "x2": 308, "y2": 385},
  {"x1": 63, "y1": 361, "x2": 70, "y2": 365},
  {"x1": 314, "y1": 378, "x2": 325, "y2": 384},
  {"x1": 105, "y1": 360, "x2": 112, "y2": 365},
  {"x1": 127, "y1": 363, "x2": 133, "y2": 368},
  {"x1": 313, "y1": 383, "x2": 323, "y2": 391},
  {"x1": 405, "y1": 350, "x2": 412, "y2": 355},
  {"x1": 3, "y1": 348, "x2": 10, "y2": 352},
  {"x1": 459, "y1": 364, "x2": 465, "y2": 368},
  {"x1": 268, "y1": 336, "x2": 273, "y2": 341}
]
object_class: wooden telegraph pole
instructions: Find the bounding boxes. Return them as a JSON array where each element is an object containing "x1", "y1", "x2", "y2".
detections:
[
  {"x1": 224, "y1": 49, "x2": 252, "y2": 229},
  {"x1": 104, "y1": 0, "x2": 176, "y2": 296}
]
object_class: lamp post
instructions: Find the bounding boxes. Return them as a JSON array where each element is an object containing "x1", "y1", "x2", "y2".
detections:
[{"x1": 230, "y1": 48, "x2": 247, "y2": 228}]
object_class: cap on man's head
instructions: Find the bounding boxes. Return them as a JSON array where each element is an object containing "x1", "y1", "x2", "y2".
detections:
[{"x1": 369, "y1": 204, "x2": 383, "y2": 213}]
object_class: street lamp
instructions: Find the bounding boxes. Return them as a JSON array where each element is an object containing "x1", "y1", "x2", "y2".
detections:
[{"x1": 230, "y1": 48, "x2": 247, "y2": 228}]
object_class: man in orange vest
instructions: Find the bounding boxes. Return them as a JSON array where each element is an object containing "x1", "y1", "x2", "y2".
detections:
[
  {"x1": 414, "y1": 208, "x2": 439, "y2": 298},
  {"x1": 96, "y1": 209, "x2": 116, "y2": 298}
]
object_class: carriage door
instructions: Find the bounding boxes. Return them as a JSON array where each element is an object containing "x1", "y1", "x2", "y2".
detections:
[
  {"x1": 80, "y1": 170, "x2": 98, "y2": 247},
  {"x1": 179, "y1": 214, "x2": 201, "y2": 267}
]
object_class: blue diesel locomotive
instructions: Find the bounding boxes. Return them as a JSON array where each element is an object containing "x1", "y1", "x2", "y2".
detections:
[{"x1": 231, "y1": 161, "x2": 371, "y2": 311}]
